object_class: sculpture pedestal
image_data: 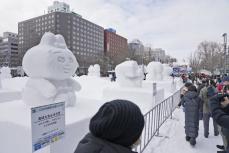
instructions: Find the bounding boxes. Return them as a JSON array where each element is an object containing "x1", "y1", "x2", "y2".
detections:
[
  {"x1": 0, "y1": 98, "x2": 104, "y2": 153},
  {"x1": 0, "y1": 89, "x2": 21, "y2": 103},
  {"x1": 102, "y1": 84, "x2": 164, "y2": 113}
]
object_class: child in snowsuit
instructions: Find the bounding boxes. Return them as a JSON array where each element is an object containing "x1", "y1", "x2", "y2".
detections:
[{"x1": 181, "y1": 85, "x2": 201, "y2": 146}]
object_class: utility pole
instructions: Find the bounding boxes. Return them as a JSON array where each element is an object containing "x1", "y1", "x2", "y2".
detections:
[{"x1": 222, "y1": 33, "x2": 227, "y2": 74}]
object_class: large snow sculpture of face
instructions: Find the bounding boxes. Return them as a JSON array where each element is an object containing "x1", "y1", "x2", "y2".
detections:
[
  {"x1": 115, "y1": 61, "x2": 143, "y2": 87},
  {"x1": 23, "y1": 32, "x2": 78, "y2": 80}
]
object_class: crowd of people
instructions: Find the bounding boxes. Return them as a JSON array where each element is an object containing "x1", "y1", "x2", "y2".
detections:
[{"x1": 179, "y1": 74, "x2": 229, "y2": 153}]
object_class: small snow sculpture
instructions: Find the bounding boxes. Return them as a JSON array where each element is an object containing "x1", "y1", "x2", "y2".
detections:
[
  {"x1": 88, "y1": 65, "x2": 94, "y2": 76},
  {"x1": 115, "y1": 61, "x2": 143, "y2": 87},
  {"x1": 22, "y1": 32, "x2": 81, "y2": 107},
  {"x1": 94, "y1": 64, "x2": 100, "y2": 77},
  {"x1": 0, "y1": 74, "x2": 2, "y2": 89},
  {"x1": 88, "y1": 64, "x2": 100, "y2": 77},
  {"x1": 146, "y1": 62, "x2": 163, "y2": 81},
  {"x1": 0, "y1": 67, "x2": 12, "y2": 79},
  {"x1": 162, "y1": 64, "x2": 173, "y2": 80}
]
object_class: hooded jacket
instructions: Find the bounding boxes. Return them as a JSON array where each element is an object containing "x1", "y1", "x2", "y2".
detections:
[{"x1": 181, "y1": 91, "x2": 201, "y2": 138}]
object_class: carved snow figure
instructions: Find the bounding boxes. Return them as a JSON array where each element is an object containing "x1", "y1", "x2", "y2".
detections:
[
  {"x1": 88, "y1": 64, "x2": 100, "y2": 77},
  {"x1": 93, "y1": 64, "x2": 100, "y2": 77},
  {"x1": 0, "y1": 74, "x2": 1, "y2": 89},
  {"x1": 162, "y1": 64, "x2": 173, "y2": 80},
  {"x1": 115, "y1": 61, "x2": 143, "y2": 87},
  {"x1": 88, "y1": 65, "x2": 94, "y2": 76},
  {"x1": 146, "y1": 62, "x2": 163, "y2": 81},
  {"x1": 22, "y1": 32, "x2": 81, "y2": 107},
  {"x1": 0, "y1": 67, "x2": 12, "y2": 79}
]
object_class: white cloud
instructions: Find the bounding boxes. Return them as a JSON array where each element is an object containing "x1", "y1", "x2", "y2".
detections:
[{"x1": 0, "y1": 0, "x2": 229, "y2": 61}]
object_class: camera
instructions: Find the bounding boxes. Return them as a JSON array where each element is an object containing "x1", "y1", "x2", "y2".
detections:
[{"x1": 218, "y1": 93, "x2": 229, "y2": 103}]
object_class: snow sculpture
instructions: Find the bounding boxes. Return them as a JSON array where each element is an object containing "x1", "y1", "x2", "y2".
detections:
[
  {"x1": 88, "y1": 64, "x2": 100, "y2": 77},
  {"x1": 94, "y1": 64, "x2": 100, "y2": 77},
  {"x1": 146, "y1": 62, "x2": 163, "y2": 81},
  {"x1": 88, "y1": 65, "x2": 94, "y2": 76},
  {"x1": 115, "y1": 61, "x2": 143, "y2": 87},
  {"x1": 22, "y1": 32, "x2": 81, "y2": 107},
  {"x1": 0, "y1": 74, "x2": 1, "y2": 89},
  {"x1": 162, "y1": 64, "x2": 173, "y2": 80},
  {"x1": 0, "y1": 67, "x2": 12, "y2": 79}
]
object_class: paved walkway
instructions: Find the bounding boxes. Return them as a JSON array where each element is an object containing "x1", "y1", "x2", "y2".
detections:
[{"x1": 144, "y1": 108, "x2": 221, "y2": 153}]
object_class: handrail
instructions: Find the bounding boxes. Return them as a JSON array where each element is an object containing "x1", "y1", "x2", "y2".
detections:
[{"x1": 133, "y1": 89, "x2": 181, "y2": 153}]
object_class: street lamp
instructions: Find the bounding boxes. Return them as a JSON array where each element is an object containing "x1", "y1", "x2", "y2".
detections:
[{"x1": 222, "y1": 33, "x2": 227, "y2": 74}]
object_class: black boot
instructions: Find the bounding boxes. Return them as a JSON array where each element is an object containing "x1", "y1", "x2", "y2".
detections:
[
  {"x1": 186, "y1": 136, "x2": 191, "y2": 141},
  {"x1": 190, "y1": 138, "x2": 196, "y2": 146},
  {"x1": 214, "y1": 132, "x2": 219, "y2": 136},
  {"x1": 216, "y1": 145, "x2": 225, "y2": 150},
  {"x1": 217, "y1": 151, "x2": 226, "y2": 153}
]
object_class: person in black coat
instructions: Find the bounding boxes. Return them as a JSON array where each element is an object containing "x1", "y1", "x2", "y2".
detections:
[
  {"x1": 74, "y1": 99, "x2": 145, "y2": 153},
  {"x1": 210, "y1": 86, "x2": 229, "y2": 153},
  {"x1": 180, "y1": 85, "x2": 201, "y2": 146}
]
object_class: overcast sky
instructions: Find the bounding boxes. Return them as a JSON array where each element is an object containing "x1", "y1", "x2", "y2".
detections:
[{"x1": 0, "y1": 0, "x2": 229, "y2": 61}]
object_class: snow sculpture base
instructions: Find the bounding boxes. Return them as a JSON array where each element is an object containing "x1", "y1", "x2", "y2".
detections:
[
  {"x1": 143, "y1": 80, "x2": 177, "y2": 95},
  {"x1": 103, "y1": 84, "x2": 164, "y2": 112},
  {"x1": 0, "y1": 98, "x2": 104, "y2": 153},
  {"x1": 0, "y1": 89, "x2": 21, "y2": 103}
]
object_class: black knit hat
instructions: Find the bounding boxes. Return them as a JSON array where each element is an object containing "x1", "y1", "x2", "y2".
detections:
[{"x1": 89, "y1": 99, "x2": 145, "y2": 147}]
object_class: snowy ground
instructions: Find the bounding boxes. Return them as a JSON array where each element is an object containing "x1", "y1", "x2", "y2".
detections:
[
  {"x1": 144, "y1": 108, "x2": 221, "y2": 153},
  {"x1": 0, "y1": 76, "x2": 183, "y2": 153}
]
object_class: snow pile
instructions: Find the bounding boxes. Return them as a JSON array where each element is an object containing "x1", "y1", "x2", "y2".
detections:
[
  {"x1": 146, "y1": 62, "x2": 163, "y2": 81},
  {"x1": 22, "y1": 32, "x2": 81, "y2": 107},
  {"x1": 115, "y1": 61, "x2": 143, "y2": 87},
  {"x1": 0, "y1": 66, "x2": 12, "y2": 79},
  {"x1": 88, "y1": 64, "x2": 100, "y2": 77}
]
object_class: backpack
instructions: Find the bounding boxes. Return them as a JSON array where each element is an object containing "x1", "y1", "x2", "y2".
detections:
[{"x1": 207, "y1": 86, "x2": 216, "y2": 98}]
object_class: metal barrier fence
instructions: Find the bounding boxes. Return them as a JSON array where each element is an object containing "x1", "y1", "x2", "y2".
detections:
[{"x1": 133, "y1": 89, "x2": 181, "y2": 153}]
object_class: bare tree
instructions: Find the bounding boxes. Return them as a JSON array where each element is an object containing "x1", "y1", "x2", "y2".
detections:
[
  {"x1": 190, "y1": 41, "x2": 223, "y2": 73},
  {"x1": 189, "y1": 51, "x2": 201, "y2": 73}
]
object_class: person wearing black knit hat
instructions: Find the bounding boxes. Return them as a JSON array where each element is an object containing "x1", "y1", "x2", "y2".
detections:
[{"x1": 74, "y1": 99, "x2": 145, "y2": 153}]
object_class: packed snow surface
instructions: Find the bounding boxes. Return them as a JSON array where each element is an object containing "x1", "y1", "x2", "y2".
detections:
[{"x1": 144, "y1": 109, "x2": 221, "y2": 153}]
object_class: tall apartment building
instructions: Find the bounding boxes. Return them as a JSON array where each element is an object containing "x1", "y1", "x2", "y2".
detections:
[
  {"x1": 0, "y1": 32, "x2": 19, "y2": 67},
  {"x1": 18, "y1": 1, "x2": 104, "y2": 74},
  {"x1": 128, "y1": 39, "x2": 144, "y2": 64},
  {"x1": 104, "y1": 28, "x2": 128, "y2": 68},
  {"x1": 151, "y1": 48, "x2": 166, "y2": 62}
]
